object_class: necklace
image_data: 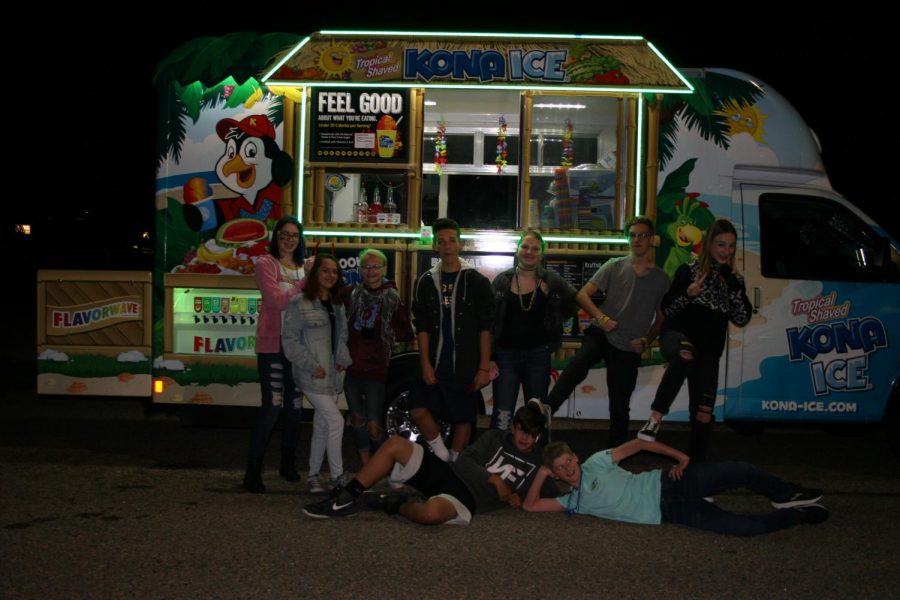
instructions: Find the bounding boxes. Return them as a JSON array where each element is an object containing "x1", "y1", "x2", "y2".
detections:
[
  {"x1": 278, "y1": 260, "x2": 300, "y2": 282},
  {"x1": 514, "y1": 267, "x2": 542, "y2": 312}
]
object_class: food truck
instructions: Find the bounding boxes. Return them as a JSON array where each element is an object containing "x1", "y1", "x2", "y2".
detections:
[{"x1": 37, "y1": 31, "x2": 900, "y2": 450}]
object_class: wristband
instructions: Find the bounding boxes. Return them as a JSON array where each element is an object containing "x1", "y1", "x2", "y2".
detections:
[{"x1": 591, "y1": 315, "x2": 610, "y2": 328}]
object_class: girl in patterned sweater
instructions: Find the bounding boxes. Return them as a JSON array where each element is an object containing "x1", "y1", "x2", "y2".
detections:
[{"x1": 637, "y1": 219, "x2": 752, "y2": 461}]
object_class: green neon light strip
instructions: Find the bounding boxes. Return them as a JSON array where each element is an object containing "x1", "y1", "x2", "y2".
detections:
[
  {"x1": 635, "y1": 95, "x2": 644, "y2": 216},
  {"x1": 543, "y1": 236, "x2": 627, "y2": 244},
  {"x1": 267, "y1": 80, "x2": 691, "y2": 94},
  {"x1": 295, "y1": 87, "x2": 307, "y2": 218},
  {"x1": 646, "y1": 42, "x2": 695, "y2": 92},
  {"x1": 261, "y1": 36, "x2": 311, "y2": 82},
  {"x1": 303, "y1": 230, "x2": 627, "y2": 244},
  {"x1": 320, "y1": 30, "x2": 644, "y2": 40},
  {"x1": 305, "y1": 230, "x2": 422, "y2": 239}
]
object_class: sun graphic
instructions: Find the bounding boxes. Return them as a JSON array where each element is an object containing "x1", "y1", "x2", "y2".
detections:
[
  {"x1": 717, "y1": 100, "x2": 768, "y2": 143},
  {"x1": 318, "y1": 44, "x2": 353, "y2": 77}
]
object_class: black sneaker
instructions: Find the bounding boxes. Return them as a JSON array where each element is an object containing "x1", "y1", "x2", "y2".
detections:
[
  {"x1": 791, "y1": 503, "x2": 829, "y2": 525},
  {"x1": 637, "y1": 418, "x2": 660, "y2": 442},
  {"x1": 366, "y1": 493, "x2": 409, "y2": 515},
  {"x1": 771, "y1": 487, "x2": 823, "y2": 509},
  {"x1": 302, "y1": 491, "x2": 358, "y2": 519}
]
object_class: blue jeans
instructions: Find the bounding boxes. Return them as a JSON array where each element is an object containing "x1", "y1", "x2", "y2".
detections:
[
  {"x1": 660, "y1": 462, "x2": 801, "y2": 536},
  {"x1": 547, "y1": 327, "x2": 641, "y2": 447},
  {"x1": 490, "y1": 345, "x2": 551, "y2": 430},
  {"x1": 344, "y1": 374, "x2": 387, "y2": 454},
  {"x1": 249, "y1": 351, "x2": 302, "y2": 458}
]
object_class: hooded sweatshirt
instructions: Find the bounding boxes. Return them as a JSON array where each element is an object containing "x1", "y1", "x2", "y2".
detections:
[{"x1": 412, "y1": 260, "x2": 493, "y2": 386}]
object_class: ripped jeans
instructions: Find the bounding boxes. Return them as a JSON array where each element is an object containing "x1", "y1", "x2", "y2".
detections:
[
  {"x1": 651, "y1": 330, "x2": 720, "y2": 462},
  {"x1": 489, "y1": 345, "x2": 550, "y2": 430},
  {"x1": 344, "y1": 374, "x2": 387, "y2": 455},
  {"x1": 249, "y1": 351, "x2": 302, "y2": 458},
  {"x1": 651, "y1": 330, "x2": 720, "y2": 418}
]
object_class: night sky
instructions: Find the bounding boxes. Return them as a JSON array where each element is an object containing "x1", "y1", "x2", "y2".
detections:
[{"x1": 7, "y1": 8, "x2": 898, "y2": 268}]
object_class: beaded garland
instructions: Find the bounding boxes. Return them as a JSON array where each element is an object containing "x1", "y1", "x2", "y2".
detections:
[
  {"x1": 496, "y1": 115, "x2": 508, "y2": 173},
  {"x1": 434, "y1": 116, "x2": 447, "y2": 175}
]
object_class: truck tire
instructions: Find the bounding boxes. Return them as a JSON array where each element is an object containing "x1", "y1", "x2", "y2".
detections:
[
  {"x1": 384, "y1": 351, "x2": 450, "y2": 442},
  {"x1": 383, "y1": 377, "x2": 450, "y2": 442}
]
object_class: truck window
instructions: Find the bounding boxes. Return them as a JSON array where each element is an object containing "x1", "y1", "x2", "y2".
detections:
[
  {"x1": 759, "y1": 194, "x2": 889, "y2": 282},
  {"x1": 528, "y1": 95, "x2": 623, "y2": 231},
  {"x1": 422, "y1": 89, "x2": 521, "y2": 230}
]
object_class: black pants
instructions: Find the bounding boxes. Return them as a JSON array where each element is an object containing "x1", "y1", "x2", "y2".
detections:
[{"x1": 548, "y1": 326, "x2": 641, "y2": 448}]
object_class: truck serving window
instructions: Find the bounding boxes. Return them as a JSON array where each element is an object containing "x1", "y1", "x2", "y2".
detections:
[
  {"x1": 422, "y1": 89, "x2": 521, "y2": 230},
  {"x1": 759, "y1": 194, "x2": 891, "y2": 282}
]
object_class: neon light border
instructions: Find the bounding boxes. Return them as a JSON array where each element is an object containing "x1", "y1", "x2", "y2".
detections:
[
  {"x1": 302, "y1": 229, "x2": 628, "y2": 245},
  {"x1": 261, "y1": 31, "x2": 693, "y2": 95},
  {"x1": 635, "y1": 95, "x2": 644, "y2": 216}
]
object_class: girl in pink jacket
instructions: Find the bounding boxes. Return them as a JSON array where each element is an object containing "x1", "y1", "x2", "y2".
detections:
[{"x1": 243, "y1": 216, "x2": 312, "y2": 493}]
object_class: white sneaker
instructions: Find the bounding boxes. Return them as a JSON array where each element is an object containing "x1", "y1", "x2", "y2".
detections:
[
  {"x1": 527, "y1": 398, "x2": 552, "y2": 440},
  {"x1": 637, "y1": 418, "x2": 660, "y2": 442},
  {"x1": 308, "y1": 475, "x2": 325, "y2": 494}
]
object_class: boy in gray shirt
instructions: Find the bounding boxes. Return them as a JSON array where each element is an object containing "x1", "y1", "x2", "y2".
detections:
[{"x1": 543, "y1": 216, "x2": 669, "y2": 447}]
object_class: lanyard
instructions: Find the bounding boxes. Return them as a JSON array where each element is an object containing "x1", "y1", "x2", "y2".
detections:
[{"x1": 565, "y1": 472, "x2": 583, "y2": 516}]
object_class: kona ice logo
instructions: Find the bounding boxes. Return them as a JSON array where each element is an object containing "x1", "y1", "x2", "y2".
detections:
[
  {"x1": 404, "y1": 49, "x2": 568, "y2": 82},
  {"x1": 787, "y1": 292, "x2": 888, "y2": 396}
]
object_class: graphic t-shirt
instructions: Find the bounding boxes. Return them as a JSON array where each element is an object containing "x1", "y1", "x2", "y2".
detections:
[
  {"x1": 438, "y1": 270, "x2": 459, "y2": 376},
  {"x1": 352, "y1": 290, "x2": 382, "y2": 339}
]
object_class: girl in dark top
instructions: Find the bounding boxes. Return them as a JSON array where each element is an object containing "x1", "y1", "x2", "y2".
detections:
[
  {"x1": 489, "y1": 230, "x2": 578, "y2": 431},
  {"x1": 637, "y1": 219, "x2": 752, "y2": 461}
]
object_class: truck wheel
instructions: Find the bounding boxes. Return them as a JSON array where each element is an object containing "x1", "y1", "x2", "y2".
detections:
[{"x1": 384, "y1": 376, "x2": 450, "y2": 443}]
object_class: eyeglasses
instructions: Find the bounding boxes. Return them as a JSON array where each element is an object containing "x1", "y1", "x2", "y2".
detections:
[
  {"x1": 628, "y1": 232, "x2": 652, "y2": 240},
  {"x1": 359, "y1": 264, "x2": 386, "y2": 271},
  {"x1": 552, "y1": 455, "x2": 577, "y2": 474},
  {"x1": 278, "y1": 232, "x2": 300, "y2": 241}
]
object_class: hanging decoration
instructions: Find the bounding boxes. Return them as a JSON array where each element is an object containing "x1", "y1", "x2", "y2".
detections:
[
  {"x1": 434, "y1": 116, "x2": 447, "y2": 175},
  {"x1": 495, "y1": 115, "x2": 508, "y2": 173},
  {"x1": 561, "y1": 118, "x2": 574, "y2": 167}
]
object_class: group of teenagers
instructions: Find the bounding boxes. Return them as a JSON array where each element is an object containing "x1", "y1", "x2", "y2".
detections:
[{"x1": 244, "y1": 214, "x2": 828, "y2": 536}]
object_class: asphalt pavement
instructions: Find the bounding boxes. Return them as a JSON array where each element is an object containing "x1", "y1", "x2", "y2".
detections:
[{"x1": 2, "y1": 392, "x2": 899, "y2": 599}]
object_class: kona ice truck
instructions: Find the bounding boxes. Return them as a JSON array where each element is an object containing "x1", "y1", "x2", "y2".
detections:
[{"x1": 35, "y1": 31, "x2": 900, "y2": 451}]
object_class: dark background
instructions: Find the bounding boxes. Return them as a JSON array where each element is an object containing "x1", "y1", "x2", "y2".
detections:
[{"x1": 5, "y1": 7, "x2": 897, "y2": 269}]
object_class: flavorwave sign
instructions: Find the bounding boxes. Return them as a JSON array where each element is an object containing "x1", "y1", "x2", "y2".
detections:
[{"x1": 48, "y1": 297, "x2": 143, "y2": 335}]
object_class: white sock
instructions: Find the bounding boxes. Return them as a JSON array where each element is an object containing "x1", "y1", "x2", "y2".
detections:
[
  {"x1": 448, "y1": 449, "x2": 459, "y2": 462},
  {"x1": 427, "y1": 436, "x2": 450, "y2": 461}
]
